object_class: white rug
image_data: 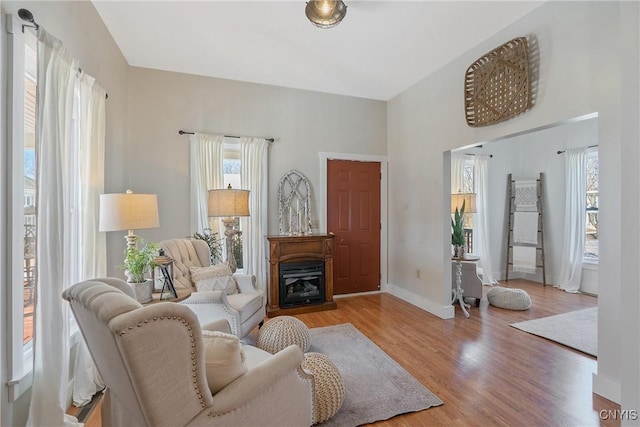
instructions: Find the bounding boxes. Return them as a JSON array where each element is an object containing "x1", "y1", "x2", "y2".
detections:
[{"x1": 510, "y1": 307, "x2": 597, "y2": 357}]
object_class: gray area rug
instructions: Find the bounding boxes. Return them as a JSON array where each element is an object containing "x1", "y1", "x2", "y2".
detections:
[
  {"x1": 510, "y1": 307, "x2": 597, "y2": 357},
  {"x1": 309, "y1": 323, "x2": 443, "y2": 426}
]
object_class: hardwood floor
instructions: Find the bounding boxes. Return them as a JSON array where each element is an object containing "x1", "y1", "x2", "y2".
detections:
[{"x1": 71, "y1": 279, "x2": 619, "y2": 426}]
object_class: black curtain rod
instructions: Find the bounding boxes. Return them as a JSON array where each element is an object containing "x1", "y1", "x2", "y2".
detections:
[
  {"x1": 465, "y1": 153, "x2": 493, "y2": 158},
  {"x1": 178, "y1": 129, "x2": 274, "y2": 143},
  {"x1": 19, "y1": 9, "x2": 108, "y2": 100},
  {"x1": 77, "y1": 67, "x2": 109, "y2": 99},
  {"x1": 557, "y1": 144, "x2": 598, "y2": 154},
  {"x1": 18, "y1": 9, "x2": 39, "y2": 30}
]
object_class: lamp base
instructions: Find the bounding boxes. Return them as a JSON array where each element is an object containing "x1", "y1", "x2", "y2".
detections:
[
  {"x1": 125, "y1": 232, "x2": 138, "y2": 250},
  {"x1": 226, "y1": 245, "x2": 237, "y2": 273},
  {"x1": 222, "y1": 217, "x2": 240, "y2": 273}
]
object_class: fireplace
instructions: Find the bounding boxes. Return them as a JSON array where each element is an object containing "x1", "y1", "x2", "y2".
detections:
[
  {"x1": 266, "y1": 234, "x2": 336, "y2": 317},
  {"x1": 280, "y1": 261, "x2": 325, "y2": 308}
]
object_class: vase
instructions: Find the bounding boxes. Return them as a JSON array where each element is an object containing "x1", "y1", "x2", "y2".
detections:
[
  {"x1": 453, "y1": 245, "x2": 465, "y2": 259},
  {"x1": 130, "y1": 279, "x2": 153, "y2": 303}
]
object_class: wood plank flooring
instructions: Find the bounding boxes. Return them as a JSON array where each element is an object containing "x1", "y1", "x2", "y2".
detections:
[{"x1": 71, "y1": 279, "x2": 619, "y2": 426}]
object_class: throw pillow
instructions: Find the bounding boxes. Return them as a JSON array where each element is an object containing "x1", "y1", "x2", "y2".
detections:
[
  {"x1": 190, "y1": 264, "x2": 238, "y2": 295},
  {"x1": 201, "y1": 330, "x2": 247, "y2": 394}
]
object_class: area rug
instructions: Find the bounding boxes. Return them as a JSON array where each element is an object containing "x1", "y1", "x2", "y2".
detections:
[
  {"x1": 510, "y1": 307, "x2": 597, "y2": 357},
  {"x1": 308, "y1": 323, "x2": 443, "y2": 426}
]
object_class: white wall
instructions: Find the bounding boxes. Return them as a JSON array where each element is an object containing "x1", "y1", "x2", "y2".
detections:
[
  {"x1": 387, "y1": 0, "x2": 638, "y2": 409},
  {"x1": 121, "y1": 67, "x2": 387, "y2": 279},
  {"x1": 459, "y1": 117, "x2": 599, "y2": 293},
  {"x1": 0, "y1": 1, "x2": 129, "y2": 426}
]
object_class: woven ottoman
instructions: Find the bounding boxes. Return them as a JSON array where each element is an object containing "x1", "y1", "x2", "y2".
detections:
[
  {"x1": 257, "y1": 316, "x2": 311, "y2": 354},
  {"x1": 487, "y1": 286, "x2": 532, "y2": 310},
  {"x1": 302, "y1": 352, "x2": 345, "y2": 424}
]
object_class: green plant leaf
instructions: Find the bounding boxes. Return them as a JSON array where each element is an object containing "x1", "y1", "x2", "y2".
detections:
[
  {"x1": 451, "y1": 199, "x2": 466, "y2": 246},
  {"x1": 119, "y1": 240, "x2": 159, "y2": 283},
  {"x1": 188, "y1": 228, "x2": 223, "y2": 265}
]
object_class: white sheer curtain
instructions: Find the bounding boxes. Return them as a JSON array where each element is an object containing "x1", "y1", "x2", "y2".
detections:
[
  {"x1": 240, "y1": 138, "x2": 269, "y2": 293},
  {"x1": 473, "y1": 155, "x2": 497, "y2": 284},
  {"x1": 28, "y1": 28, "x2": 81, "y2": 427},
  {"x1": 189, "y1": 133, "x2": 224, "y2": 234},
  {"x1": 71, "y1": 73, "x2": 107, "y2": 406},
  {"x1": 451, "y1": 153, "x2": 465, "y2": 194},
  {"x1": 556, "y1": 148, "x2": 587, "y2": 293}
]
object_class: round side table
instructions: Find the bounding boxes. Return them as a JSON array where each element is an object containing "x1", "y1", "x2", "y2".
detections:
[{"x1": 452, "y1": 255, "x2": 480, "y2": 318}]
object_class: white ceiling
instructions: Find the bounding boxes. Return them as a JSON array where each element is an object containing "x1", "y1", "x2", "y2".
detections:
[{"x1": 92, "y1": 1, "x2": 544, "y2": 101}]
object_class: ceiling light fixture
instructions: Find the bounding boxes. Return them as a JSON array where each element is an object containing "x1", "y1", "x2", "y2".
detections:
[{"x1": 305, "y1": 0, "x2": 347, "y2": 29}]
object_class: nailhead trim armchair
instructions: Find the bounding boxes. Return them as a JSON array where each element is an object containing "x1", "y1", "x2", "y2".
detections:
[
  {"x1": 62, "y1": 278, "x2": 314, "y2": 427},
  {"x1": 160, "y1": 238, "x2": 265, "y2": 338}
]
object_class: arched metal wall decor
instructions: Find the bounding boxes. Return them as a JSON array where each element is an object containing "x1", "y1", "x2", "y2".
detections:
[{"x1": 278, "y1": 169, "x2": 312, "y2": 235}]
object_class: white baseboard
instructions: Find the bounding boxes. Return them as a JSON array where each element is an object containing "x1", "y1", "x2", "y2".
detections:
[
  {"x1": 334, "y1": 290, "x2": 382, "y2": 298},
  {"x1": 385, "y1": 283, "x2": 454, "y2": 319},
  {"x1": 593, "y1": 372, "x2": 621, "y2": 404}
]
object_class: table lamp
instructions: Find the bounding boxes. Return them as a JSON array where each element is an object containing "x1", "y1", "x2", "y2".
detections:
[
  {"x1": 99, "y1": 189, "x2": 160, "y2": 250},
  {"x1": 450, "y1": 192, "x2": 477, "y2": 215}
]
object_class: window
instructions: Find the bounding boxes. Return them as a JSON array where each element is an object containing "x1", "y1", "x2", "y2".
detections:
[
  {"x1": 6, "y1": 16, "x2": 38, "y2": 396},
  {"x1": 223, "y1": 140, "x2": 243, "y2": 270},
  {"x1": 462, "y1": 157, "x2": 474, "y2": 251},
  {"x1": 462, "y1": 158, "x2": 474, "y2": 194},
  {"x1": 23, "y1": 59, "x2": 37, "y2": 346},
  {"x1": 584, "y1": 149, "x2": 599, "y2": 260}
]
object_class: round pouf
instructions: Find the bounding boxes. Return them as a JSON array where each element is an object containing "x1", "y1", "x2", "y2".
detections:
[
  {"x1": 257, "y1": 316, "x2": 311, "y2": 354},
  {"x1": 302, "y1": 352, "x2": 345, "y2": 424},
  {"x1": 487, "y1": 286, "x2": 532, "y2": 310}
]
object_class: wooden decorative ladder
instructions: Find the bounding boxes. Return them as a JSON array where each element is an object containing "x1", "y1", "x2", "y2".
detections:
[{"x1": 505, "y1": 172, "x2": 547, "y2": 285}]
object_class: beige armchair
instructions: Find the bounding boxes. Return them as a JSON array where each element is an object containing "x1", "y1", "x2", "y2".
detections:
[
  {"x1": 159, "y1": 238, "x2": 265, "y2": 338},
  {"x1": 62, "y1": 278, "x2": 314, "y2": 427}
]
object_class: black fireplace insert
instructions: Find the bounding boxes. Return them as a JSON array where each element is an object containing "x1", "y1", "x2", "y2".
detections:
[{"x1": 279, "y1": 261, "x2": 325, "y2": 308}]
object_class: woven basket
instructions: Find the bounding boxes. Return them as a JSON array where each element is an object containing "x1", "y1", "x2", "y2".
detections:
[
  {"x1": 257, "y1": 316, "x2": 311, "y2": 354},
  {"x1": 302, "y1": 352, "x2": 345, "y2": 424},
  {"x1": 464, "y1": 37, "x2": 531, "y2": 127}
]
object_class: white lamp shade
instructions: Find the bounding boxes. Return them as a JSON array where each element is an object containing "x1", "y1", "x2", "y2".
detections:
[
  {"x1": 451, "y1": 193, "x2": 477, "y2": 214},
  {"x1": 208, "y1": 188, "x2": 250, "y2": 217},
  {"x1": 99, "y1": 192, "x2": 160, "y2": 232}
]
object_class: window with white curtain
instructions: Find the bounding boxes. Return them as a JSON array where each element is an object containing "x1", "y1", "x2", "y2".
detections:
[
  {"x1": 6, "y1": 20, "x2": 106, "y2": 402},
  {"x1": 584, "y1": 149, "x2": 599, "y2": 261}
]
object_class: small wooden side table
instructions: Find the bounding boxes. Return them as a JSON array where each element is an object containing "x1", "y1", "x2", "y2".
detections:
[
  {"x1": 145, "y1": 287, "x2": 191, "y2": 305},
  {"x1": 452, "y1": 255, "x2": 480, "y2": 318}
]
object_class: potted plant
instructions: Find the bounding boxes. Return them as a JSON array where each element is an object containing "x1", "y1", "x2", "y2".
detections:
[
  {"x1": 451, "y1": 200, "x2": 466, "y2": 259},
  {"x1": 121, "y1": 240, "x2": 159, "y2": 303},
  {"x1": 188, "y1": 228, "x2": 223, "y2": 264}
]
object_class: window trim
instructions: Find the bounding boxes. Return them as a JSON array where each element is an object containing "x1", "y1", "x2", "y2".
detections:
[{"x1": 5, "y1": 13, "x2": 33, "y2": 401}]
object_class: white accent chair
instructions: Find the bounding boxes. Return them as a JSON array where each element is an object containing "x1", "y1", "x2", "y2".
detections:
[
  {"x1": 62, "y1": 278, "x2": 314, "y2": 427},
  {"x1": 160, "y1": 238, "x2": 265, "y2": 338}
]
